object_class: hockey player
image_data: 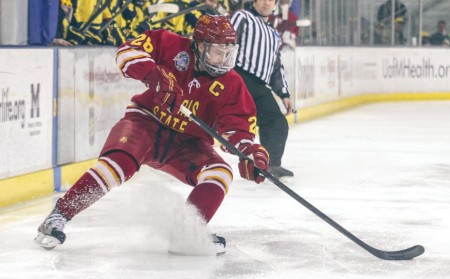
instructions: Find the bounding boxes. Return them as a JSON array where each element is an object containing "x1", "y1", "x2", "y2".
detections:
[{"x1": 35, "y1": 14, "x2": 269, "y2": 255}]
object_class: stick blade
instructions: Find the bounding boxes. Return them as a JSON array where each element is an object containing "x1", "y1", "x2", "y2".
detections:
[
  {"x1": 371, "y1": 245, "x2": 425, "y2": 260},
  {"x1": 148, "y1": 3, "x2": 180, "y2": 14},
  {"x1": 296, "y1": 19, "x2": 311, "y2": 27}
]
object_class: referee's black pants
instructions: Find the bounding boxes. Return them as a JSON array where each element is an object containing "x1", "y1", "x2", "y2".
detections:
[{"x1": 235, "y1": 68, "x2": 289, "y2": 167}]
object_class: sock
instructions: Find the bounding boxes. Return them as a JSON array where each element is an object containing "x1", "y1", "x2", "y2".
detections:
[{"x1": 187, "y1": 182, "x2": 225, "y2": 223}]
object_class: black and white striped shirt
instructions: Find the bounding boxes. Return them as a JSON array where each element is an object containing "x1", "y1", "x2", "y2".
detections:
[{"x1": 231, "y1": 9, "x2": 289, "y2": 98}]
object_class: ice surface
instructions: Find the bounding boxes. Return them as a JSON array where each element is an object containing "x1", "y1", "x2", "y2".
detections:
[{"x1": 1, "y1": 101, "x2": 450, "y2": 279}]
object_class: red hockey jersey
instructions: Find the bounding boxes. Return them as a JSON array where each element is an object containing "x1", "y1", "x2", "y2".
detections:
[{"x1": 116, "y1": 29, "x2": 257, "y2": 144}]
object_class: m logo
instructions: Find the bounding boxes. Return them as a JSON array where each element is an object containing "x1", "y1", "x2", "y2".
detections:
[{"x1": 30, "y1": 84, "x2": 40, "y2": 118}]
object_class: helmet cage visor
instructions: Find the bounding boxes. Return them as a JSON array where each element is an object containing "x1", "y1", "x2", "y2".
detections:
[{"x1": 200, "y1": 42, "x2": 238, "y2": 77}]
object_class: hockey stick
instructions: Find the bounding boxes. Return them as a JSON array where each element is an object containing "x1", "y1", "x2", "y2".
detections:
[
  {"x1": 296, "y1": 19, "x2": 311, "y2": 27},
  {"x1": 148, "y1": 3, "x2": 182, "y2": 14},
  {"x1": 97, "y1": 0, "x2": 133, "y2": 33},
  {"x1": 150, "y1": 3, "x2": 210, "y2": 25},
  {"x1": 179, "y1": 105, "x2": 425, "y2": 261}
]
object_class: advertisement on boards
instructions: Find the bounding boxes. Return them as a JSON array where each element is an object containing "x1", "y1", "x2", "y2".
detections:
[{"x1": 0, "y1": 49, "x2": 53, "y2": 179}]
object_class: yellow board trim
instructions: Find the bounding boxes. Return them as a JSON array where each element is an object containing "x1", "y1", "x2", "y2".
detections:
[
  {"x1": 0, "y1": 169, "x2": 54, "y2": 207},
  {"x1": 291, "y1": 92, "x2": 450, "y2": 124}
]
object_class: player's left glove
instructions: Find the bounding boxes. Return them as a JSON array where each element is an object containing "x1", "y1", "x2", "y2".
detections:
[{"x1": 143, "y1": 65, "x2": 184, "y2": 113}]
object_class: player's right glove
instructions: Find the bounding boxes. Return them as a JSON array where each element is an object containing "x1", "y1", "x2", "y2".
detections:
[{"x1": 143, "y1": 65, "x2": 184, "y2": 113}]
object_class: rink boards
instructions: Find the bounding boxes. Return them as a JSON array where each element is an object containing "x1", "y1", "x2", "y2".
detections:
[{"x1": 1, "y1": 46, "x2": 450, "y2": 207}]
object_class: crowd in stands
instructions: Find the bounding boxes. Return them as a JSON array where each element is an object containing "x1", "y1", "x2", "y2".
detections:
[
  {"x1": 27, "y1": 0, "x2": 450, "y2": 48},
  {"x1": 373, "y1": 0, "x2": 408, "y2": 45},
  {"x1": 423, "y1": 20, "x2": 450, "y2": 46},
  {"x1": 29, "y1": 0, "x2": 301, "y2": 49},
  {"x1": 369, "y1": 0, "x2": 449, "y2": 47}
]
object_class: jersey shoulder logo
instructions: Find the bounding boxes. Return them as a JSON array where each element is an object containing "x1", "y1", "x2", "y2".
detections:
[{"x1": 173, "y1": 51, "x2": 190, "y2": 71}]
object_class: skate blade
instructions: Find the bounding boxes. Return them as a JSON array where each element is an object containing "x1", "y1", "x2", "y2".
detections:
[
  {"x1": 168, "y1": 242, "x2": 226, "y2": 256},
  {"x1": 168, "y1": 249, "x2": 226, "y2": 256},
  {"x1": 34, "y1": 232, "x2": 62, "y2": 250}
]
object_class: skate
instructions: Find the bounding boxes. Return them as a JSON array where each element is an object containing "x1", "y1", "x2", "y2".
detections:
[
  {"x1": 268, "y1": 166, "x2": 294, "y2": 179},
  {"x1": 211, "y1": 234, "x2": 226, "y2": 255},
  {"x1": 34, "y1": 201, "x2": 67, "y2": 250}
]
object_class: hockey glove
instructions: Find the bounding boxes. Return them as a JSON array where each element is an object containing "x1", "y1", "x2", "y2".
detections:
[
  {"x1": 238, "y1": 143, "x2": 270, "y2": 184},
  {"x1": 143, "y1": 65, "x2": 184, "y2": 113}
]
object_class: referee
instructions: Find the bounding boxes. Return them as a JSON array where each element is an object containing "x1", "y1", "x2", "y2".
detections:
[{"x1": 231, "y1": 0, "x2": 294, "y2": 178}]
